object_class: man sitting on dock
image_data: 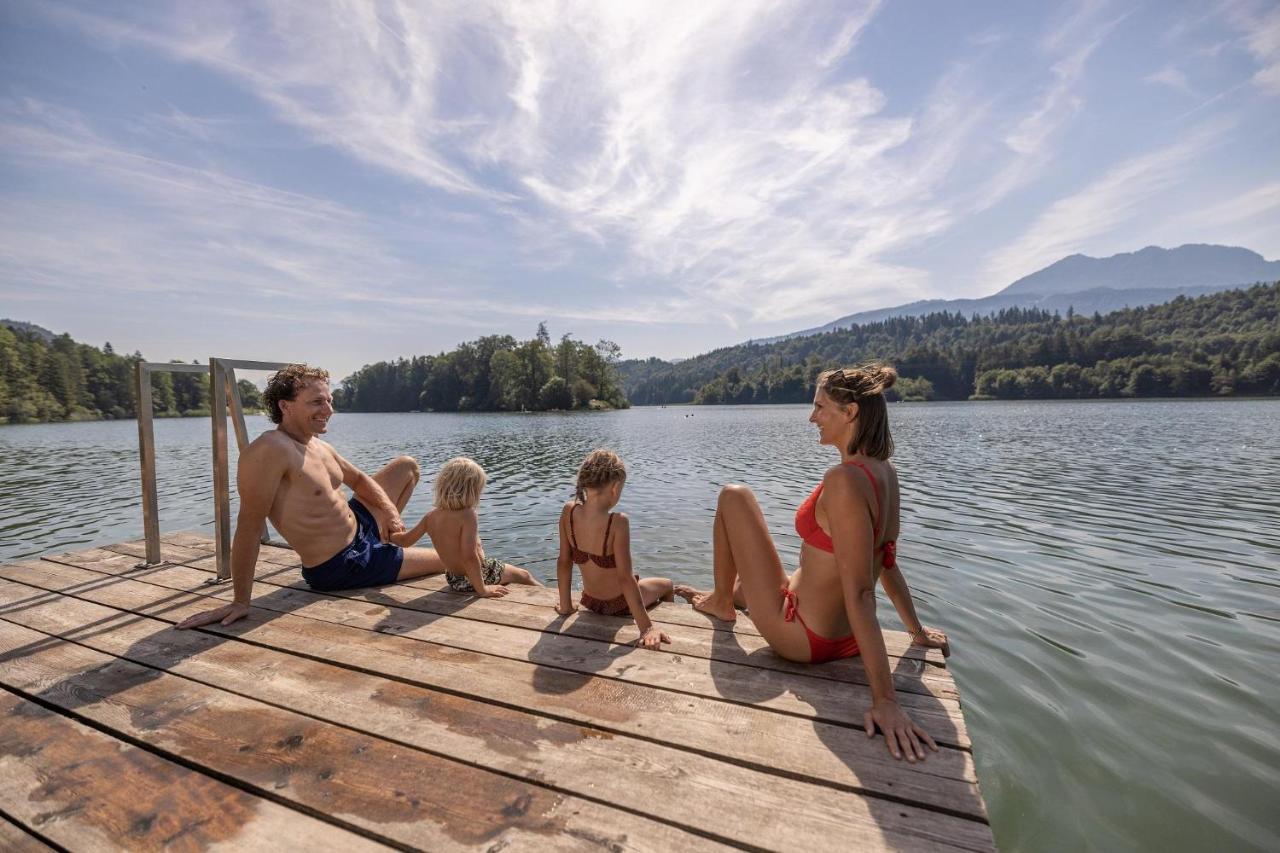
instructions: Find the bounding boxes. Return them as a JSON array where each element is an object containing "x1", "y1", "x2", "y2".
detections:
[{"x1": 176, "y1": 364, "x2": 447, "y2": 629}]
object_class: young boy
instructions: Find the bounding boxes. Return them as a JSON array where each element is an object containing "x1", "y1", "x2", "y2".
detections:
[{"x1": 391, "y1": 457, "x2": 540, "y2": 597}]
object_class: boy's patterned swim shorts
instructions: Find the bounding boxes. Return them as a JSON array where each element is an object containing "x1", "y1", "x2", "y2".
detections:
[{"x1": 445, "y1": 556, "x2": 505, "y2": 593}]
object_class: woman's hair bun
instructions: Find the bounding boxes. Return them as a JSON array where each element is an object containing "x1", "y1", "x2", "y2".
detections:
[{"x1": 873, "y1": 364, "x2": 897, "y2": 392}]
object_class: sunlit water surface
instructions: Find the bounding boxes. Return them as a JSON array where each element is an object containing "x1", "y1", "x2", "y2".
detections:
[{"x1": 2, "y1": 400, "x2": 1277, "y2": 851}]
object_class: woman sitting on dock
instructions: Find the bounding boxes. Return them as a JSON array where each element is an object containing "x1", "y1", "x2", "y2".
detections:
[{"x1": 676, "y1": 363, "x2": 947, "y2": 762}]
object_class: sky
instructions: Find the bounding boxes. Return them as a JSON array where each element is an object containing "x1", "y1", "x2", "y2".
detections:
[{"x1": 1, "y1": 0, "x2": 1278, "y2": 381}]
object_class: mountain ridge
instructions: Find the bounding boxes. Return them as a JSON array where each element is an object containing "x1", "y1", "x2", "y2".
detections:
[{"x1": 758, "y1": 244, "x2": 1280, "y2": 344}]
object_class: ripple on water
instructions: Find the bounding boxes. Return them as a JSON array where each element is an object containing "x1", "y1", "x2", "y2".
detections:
[{"x1": 2, "y1": 400, "x2": 1279, "y2": 851}]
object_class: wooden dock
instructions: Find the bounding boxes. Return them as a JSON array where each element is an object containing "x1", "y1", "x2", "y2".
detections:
[{"x1": 0, "y1": 533, "x2": 994, "y2": 851}]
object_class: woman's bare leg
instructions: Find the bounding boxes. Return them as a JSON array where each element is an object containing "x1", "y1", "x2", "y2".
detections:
[
  {"x1": 676, "y1": 485, "x2": 791, "y2": 627},
  {"x1": 638, "y1": 576, "x2": 674, "y2": 607},
  {"x1": 371, "y1": 456, "x2": 420, "y2": 513}
]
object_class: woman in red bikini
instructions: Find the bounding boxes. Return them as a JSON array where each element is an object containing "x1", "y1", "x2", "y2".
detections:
[{"x1": 675, "y1": 363, "x2": 948, "y2": 762}]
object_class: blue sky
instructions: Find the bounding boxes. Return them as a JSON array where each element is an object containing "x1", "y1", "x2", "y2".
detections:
[{"x1": 2, "y1": 1, "x2": 1278, "y2": 381}]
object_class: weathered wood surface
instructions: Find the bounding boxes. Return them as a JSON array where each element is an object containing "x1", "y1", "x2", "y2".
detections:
[
  {"x1": 0, "y1": 535, "x2": 996, "y2": 851},
  {"x1": 7, "y1": 557, "x2": 979, "y2": 812},
  {"x1": 147, "y1": 560, "x2": 965, "y2": 734},
  {"x1": 0, "y1": 618, "x2": 715, "y2": 852},
  {"x1": 0, "y1": 577, "x2": 990, "y2": 852},
  {"x1": 0, "y1": 689, "x2": 390, "y2": 852},
  {"x1": 97, "y1": 541, "x2": 969, "y2": 736},
  {"x1": 0, "y1": 813, "x2": 58, "y2": 853},
  {"x1": 187, "y1": 554, "x2": 959, "y2": 698},
  {"x1": 132, "y1": 533, "x2": 948, "y2": 666}
]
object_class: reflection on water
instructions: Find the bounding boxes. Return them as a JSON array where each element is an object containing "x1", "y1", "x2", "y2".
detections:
[{"x1": 2, "y1": 399, "x2": 1278, "y2": 851}]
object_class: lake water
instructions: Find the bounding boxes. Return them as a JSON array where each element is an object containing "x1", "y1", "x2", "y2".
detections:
[{"x1": 2, "y1": 400, "x2": 1278, "y2": 851}]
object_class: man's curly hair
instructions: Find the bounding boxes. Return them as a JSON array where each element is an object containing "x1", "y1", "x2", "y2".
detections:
[{"x1": 262, "y1": 364, "x2": 330, "y2": 424}]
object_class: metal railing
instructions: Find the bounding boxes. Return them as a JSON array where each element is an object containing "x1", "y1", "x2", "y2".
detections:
[{"x1": 135, "y1": 358, "x2": 290, "y2": 580}]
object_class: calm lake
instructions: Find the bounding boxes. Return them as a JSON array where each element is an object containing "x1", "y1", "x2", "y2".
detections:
[{"x1": 2, "y1": 399, "x2": 1278, "y2": 851}]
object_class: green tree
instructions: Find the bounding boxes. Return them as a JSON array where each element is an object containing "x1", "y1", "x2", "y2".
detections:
[{"x1": 539, "y1": 376, "x2": 573, "y2": 409}]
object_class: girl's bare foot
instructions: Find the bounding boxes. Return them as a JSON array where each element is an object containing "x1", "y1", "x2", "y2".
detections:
[{"x1": 673, "y1": 584, "x2": 703, "y2": 604}]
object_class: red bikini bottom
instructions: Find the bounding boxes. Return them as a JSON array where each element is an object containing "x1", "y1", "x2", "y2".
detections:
[
  {"x1": 580, "y1": 575, "x2": 641, "y2": 616},
  {"x1": 781, "y1": 586, "x2": 860, "y2": 664}
]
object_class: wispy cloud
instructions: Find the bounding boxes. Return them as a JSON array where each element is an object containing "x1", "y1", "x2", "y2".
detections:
[
  {"x1": 4, "y1": 0, "x2": 1275, "y2": 368},
  {"x1": 972, "y1": 4, "x2": 1130, "y2": 212},
  {"x1": 36, "y1": 0, "x2": 985, "y2": 322},
  {"x1": 1239, "y1": 2, "x2": 1280, "y2": 94},
  {"x1": 1159, "y1": 181, "x2": 1280, "y2": 242},
  {"x1": 0, "y1": 98, "x2": 406, "y2": 296},
  {"x1": 1144, "y1": 65, "x2": 1195, "y2": 96},
  {"x1": 982, "y1": 122, "x2": 1228, "y2": 286}
]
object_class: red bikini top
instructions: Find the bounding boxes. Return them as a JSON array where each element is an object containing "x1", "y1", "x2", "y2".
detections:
[
  {"x1": 794, "y1": 460, "x2": 898, "y2": 569},
  {"x1": 569, "y1": 506, "x2": 617, "y2": 569}
]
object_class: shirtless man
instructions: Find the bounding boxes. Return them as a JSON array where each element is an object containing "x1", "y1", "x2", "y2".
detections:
[{"x1": 176, "y1": 364, "x2": 446, "y2": 629}]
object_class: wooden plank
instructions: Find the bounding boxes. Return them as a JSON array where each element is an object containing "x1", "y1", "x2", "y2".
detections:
[
  {"x1": 0, "y1": 813, "x2": 57, "y2": 853},
  {"x1": 3, "y1": 558, "x2": 987, "y2": 819},
  {"x1": 167, "y1": 551, "x2": 955, "y2": 696},
  {"x1": 36, "y1": 550, "x2": 971, "y2": 746},
  {"x1": 145, "y1": 532, "x2": 957, "y2": 691},
  {"x1": 0, "y1": 620, "x2": 724, "y2": 852},
  {"x1": 62, "y1": 549, "x2": 968, "y2": 737},
  {"x1": 0, "y1": 577, "x2": 994, "y2": 852},
  {"x1": 0, "y1": 689, "x2": 390, "y2": 852},
  {"x1": 130, "y1": 535, "x2": 948, "y2": 667},
  {"x1": 406, "y1": 572, "x2": 946, "y2": 665}
]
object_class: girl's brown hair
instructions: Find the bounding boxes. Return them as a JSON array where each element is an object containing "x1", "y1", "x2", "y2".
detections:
[
  {"x1": 434, "y1": 457, "x2": 486, "y2": 510},
  {"x1": 575, "y1": 449, "x2": 626, "y2": 503},
  {"x1": 817, "y1": 363, "x2": 897, "y2": 459}
]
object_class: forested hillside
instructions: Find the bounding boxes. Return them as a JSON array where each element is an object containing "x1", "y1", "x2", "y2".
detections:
[
  {"x1": 6, "y1": 283, "x2": 1276, "y2": 423},
  {"x1": 334, "y1": 324, "x2": 628, "y2": 412},
  {"x1": 618, "y1": 282, "x2": 1280, "y2": 403},
  {"x1": 0, "y1": 325, "x2": 261, "y2": 424}
]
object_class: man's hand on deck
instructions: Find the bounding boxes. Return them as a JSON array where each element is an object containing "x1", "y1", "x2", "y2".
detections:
[{"x1": 175, "y1": 601, "x2": 250, "y2": 630}]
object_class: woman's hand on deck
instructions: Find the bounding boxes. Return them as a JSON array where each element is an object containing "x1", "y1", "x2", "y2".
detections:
[
  {"x1": 555, "y1": 601, "x2": 577, "y2": 616},
  {"x1": 865, "y1": 699, "x2": 938, "y2": 762},
  {"x1": 638, "y1": 626, "x2": 670, "y2": 649},
  {"x1": 176, "y1": 601, "x2": 250, "y2": 630},
  {"x1": 912, "y1": 625, "x2": 950, "y2": 657},
  {"x1": 478, "y1": 584, "x2": 510, "y2": 598}
]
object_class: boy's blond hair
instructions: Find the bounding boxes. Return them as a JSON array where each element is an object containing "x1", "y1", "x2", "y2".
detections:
[{"x1": 433, "y1": 457, "x2": 486, "y2": 510}]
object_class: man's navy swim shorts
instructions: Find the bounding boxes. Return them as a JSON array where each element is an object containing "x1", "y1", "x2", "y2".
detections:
[{"x1": 300, "y1": 498, "x2": 404, "y2": 591}]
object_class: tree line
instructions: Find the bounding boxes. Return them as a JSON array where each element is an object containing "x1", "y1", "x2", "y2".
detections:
[
  {"x1": 616, "y1": 282, "x2": 1280, "y2": 403},
  {"x1": 0, "y1": 324, "x2": 262, "y2": 424},
  {"x1": 333, "y1": 323, "x2": 629, "y2": 413}
]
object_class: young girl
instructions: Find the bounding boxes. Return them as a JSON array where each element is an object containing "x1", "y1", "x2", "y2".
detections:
[
  {"x1": 556, "y1": 449, "x2": 673, "y2": 649},
  {"x1": 392, "y1": 457, "x2": 540, "y2": 597}
]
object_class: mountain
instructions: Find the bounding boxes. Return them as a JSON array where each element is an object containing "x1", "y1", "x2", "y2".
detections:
[
  {"x1": 1, "y1": 319, "x2": 56, "y2": 343},
  {"x1": 999, "y1": 244, "x2": 1280, "y2": 295},
  {"x1": 764, "y1": 244, "x2": 1280, "y2": 342}
]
